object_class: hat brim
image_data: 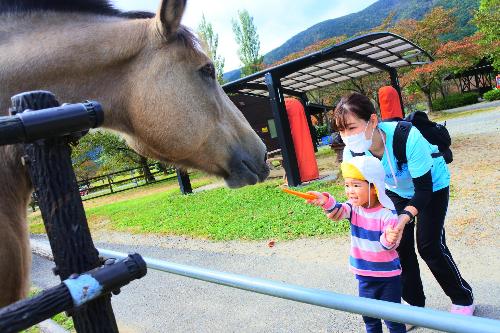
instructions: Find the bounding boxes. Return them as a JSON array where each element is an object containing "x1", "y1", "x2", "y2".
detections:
[{"x1": 373, "y1": 179, "x2": 395, "y2": 211}]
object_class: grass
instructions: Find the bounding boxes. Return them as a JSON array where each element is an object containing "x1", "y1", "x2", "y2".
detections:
[
  {"x1": 429, "y1": 106, "x2": 498, "y2": 122},
  {"x1": 30, "y1": 179, "x2": 349, "y2": 241},
  {"x1": 20, "y1": 287, "x2": 75, "y2": 333}
]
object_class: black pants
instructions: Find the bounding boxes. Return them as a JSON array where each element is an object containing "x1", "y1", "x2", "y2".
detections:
[
  {"x1": 359, "y1": 277, "x2": 406, "y2": 333},
  {"x1": 386, "y1": 187, "x2": 474, "y2": 307}
]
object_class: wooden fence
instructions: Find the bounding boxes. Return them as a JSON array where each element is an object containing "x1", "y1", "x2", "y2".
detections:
[{"x1": 30, "y1": 164, "x2": 177, "y2": 210}]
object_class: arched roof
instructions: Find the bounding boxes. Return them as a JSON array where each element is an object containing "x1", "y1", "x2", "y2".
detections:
[{"x1": 223, "y1": 32, "x2": 432, "y2": 97}]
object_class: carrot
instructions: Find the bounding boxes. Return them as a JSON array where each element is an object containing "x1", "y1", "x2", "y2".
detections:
[{"x1": 281, "y1": 188, "x2": 318, "y2": 200}]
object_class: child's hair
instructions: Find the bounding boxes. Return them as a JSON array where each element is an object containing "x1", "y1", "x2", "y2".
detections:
[{"x1": 332, "y1": 93, "x2": 376, "y2": 132}]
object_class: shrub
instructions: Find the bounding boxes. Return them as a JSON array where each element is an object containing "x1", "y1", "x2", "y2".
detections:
[
  {"x1": 315, "y1": 124, "x2": 329, "y2": 138},
  {"x1": 432, "y1": 92, "x2": 479, "y2": 111},
  {"x1": 483, "y1": 89, "x2": 500, "y2": 101}
]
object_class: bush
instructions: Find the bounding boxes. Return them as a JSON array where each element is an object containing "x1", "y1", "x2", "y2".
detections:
[
  {"x1": 315, "y1": 124, "x2": 329, "y2": 138},
  {"x1": 432, "y1": 92, "x2": 479, "y2": 111},
  {"x1": 483, "y1": 89, "x2": 500, "y2": 101}
]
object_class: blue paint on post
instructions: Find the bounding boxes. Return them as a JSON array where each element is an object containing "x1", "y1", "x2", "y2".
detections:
[{"x1": 63, "y1": 274, "x2": 103, "y2": 307}]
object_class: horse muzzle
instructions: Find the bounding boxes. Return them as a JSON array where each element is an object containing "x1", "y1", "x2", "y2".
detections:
[{"x1": 224, "y1": 149, "x2": 270, "y2": 188}]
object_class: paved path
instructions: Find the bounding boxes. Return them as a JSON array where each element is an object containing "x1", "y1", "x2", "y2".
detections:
[
  {"x1": 441, "y1": 100, "x2": 500, "y2": 113},
  {"x1": 444, "y1": 108, "x2": 499, "y2": 137}
]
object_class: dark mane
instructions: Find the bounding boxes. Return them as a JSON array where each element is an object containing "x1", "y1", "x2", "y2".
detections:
[
  {"x1": 175, "y1": 26, "x2": 201, "y2": 51},
  {"x1": 0, "y1": 0, "x2": 154, "y2": 18}
]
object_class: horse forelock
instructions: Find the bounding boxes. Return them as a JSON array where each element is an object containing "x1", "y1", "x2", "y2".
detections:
[{"x1": 174, "y1": 26, "x2": 203, "y2": 54}]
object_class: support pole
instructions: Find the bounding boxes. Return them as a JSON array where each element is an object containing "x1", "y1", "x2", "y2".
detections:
[
  {"x1": 11, "y1": 91, "x2": 119, "y2": 333},
  {"x1": 265, "y1": 72, "x2": 301, "y2": 187},
  {"x1": 301, "y1": 94, "x2": 318, "y2": 153},
  {"x1": 389, "y1": 69, "x2": 405, "y2": 116},
  {"x1": 176, "y1": 168, "x2": 192, "y2": 194}
]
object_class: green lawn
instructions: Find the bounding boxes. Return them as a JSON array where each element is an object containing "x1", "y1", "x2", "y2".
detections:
[{"x1": 30, "y1": 179, "x2": 349, "y2": 241}]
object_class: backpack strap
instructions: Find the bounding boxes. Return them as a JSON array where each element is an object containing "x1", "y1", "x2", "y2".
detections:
[
  {"x1": 431, "y1": 152, "x2": 443, "y2": 158},
  {"x1": 349, "y1": 150, "x2": 366, "y2": 157},
  {"x1": 393, "y1": 121, "x2": 412, "y2": 169}
]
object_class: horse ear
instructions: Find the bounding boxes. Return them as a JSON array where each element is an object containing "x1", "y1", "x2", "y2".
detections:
[{"x1": 155, "y1": 0, "x2": 187, "y2": 39}]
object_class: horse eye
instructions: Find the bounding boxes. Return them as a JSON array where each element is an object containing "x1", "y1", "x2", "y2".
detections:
[{"x1": 199, "y1": 63, "x2": 215, "y2": 80}]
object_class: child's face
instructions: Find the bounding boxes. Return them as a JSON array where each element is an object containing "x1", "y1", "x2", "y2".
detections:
[{"x1": 344, "y1": 177, "x2": 377, "y2": 207}]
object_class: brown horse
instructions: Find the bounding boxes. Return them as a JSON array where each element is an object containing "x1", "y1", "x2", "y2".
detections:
[{"x1": 0, "y1": 0, "x2": 269, "y2": 307}]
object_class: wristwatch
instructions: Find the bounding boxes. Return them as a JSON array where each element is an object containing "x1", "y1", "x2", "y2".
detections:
[{"x1": 401, "y1": 209, "x2": 415, "y2": 221}]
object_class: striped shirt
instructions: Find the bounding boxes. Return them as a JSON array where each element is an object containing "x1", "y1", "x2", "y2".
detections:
[{"x1": 323, "y1": 194, "x2": 402, "y2": 278}]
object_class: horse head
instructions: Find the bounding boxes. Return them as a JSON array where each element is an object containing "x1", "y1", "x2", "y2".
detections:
[{"x1": 115, "y1": 0, "x2": 269, "y2": 188}]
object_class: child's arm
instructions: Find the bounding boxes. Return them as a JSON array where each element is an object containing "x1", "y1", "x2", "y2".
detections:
[
  {"x1": 380, "y1": 212, "x2": 400, "y2": 250},
  {"x1": 306, "y1": 191, "x2": 351, "y2": 220}
]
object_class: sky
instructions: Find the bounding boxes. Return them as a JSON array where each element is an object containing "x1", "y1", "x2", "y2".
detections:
[{"x1": 111, "y1": 0, "x2": 378, "y2": 71}]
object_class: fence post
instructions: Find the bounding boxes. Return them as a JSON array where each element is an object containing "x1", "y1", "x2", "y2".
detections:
[
  {"x1": 107, "y1": 175, "x2": 114, "y2": 193},
  {"x1": 11, "y1": 91, "x2": 119, "y2": 333}
]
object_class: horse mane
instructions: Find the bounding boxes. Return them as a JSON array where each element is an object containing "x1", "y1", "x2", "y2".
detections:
[
  {"x1": 0, "y1": 0, "x2": 155, "y2": 19},
  {"x1": 0, "y1": 0, "x2": 199, "y2": 52}
]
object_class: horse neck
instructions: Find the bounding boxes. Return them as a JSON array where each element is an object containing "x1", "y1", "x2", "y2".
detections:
[{"x1": 0, "y1": 13, "x2": 150, "y2": 130}]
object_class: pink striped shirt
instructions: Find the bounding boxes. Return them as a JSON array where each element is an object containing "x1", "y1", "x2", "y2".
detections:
[{"x1": 322, "y1": 193, "x2": 402, "y2": 278}]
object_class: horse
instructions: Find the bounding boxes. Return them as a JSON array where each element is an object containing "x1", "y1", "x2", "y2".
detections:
[{"x1": 0, "y1": 0, "x2": 269, "y2": 307}]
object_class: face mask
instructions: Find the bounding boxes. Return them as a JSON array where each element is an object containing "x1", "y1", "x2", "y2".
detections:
[{"x1": 341, "y1": 121, "x2": 375, "y2": 154}]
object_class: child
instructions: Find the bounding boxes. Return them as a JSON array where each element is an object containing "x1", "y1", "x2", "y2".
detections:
[{"x1": 307, "y1": 155, "x2": 406, "y2": 333}]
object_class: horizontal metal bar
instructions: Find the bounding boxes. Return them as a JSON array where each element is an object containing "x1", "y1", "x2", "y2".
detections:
[{"x1": 98, "y1": 248, "x2": 499, "y2": 333}]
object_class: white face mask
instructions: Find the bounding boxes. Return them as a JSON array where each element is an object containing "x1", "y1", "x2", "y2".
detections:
[{"x1": 341, "y1": 121, "x2": 375, "y2": 154}]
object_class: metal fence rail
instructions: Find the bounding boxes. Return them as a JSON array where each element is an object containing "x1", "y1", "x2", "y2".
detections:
[
  {"x1": 97, "y1": 248, "x2": 498, "y2": 333},
  {"x1": 31, "y1": 240, "x2": 499, "y2": 333}
]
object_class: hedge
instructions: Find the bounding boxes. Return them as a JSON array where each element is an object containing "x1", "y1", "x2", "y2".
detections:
[
  {"x1": 483, "y1": 89, "x2": 500, "y2": 101},
  {"x1": 432, "y1": 92, "x2": 479, "y2": 111}
]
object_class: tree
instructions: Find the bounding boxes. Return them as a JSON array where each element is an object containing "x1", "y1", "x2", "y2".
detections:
[
  {"x1": 232, "y1": 10, "x2": 263, "y2": 76},
  {"x1": 72, "y1": 131, "x2": 155, "y2": 182},
  {"x1": 197, "y1": 14, "x2": 225, "y2": 84},
  {"x1": 472, "y1": 0, "x2": 500, "y2": 70},
  {"x1": 392, "y1": 7, "x2": 457, "y2": 111}
]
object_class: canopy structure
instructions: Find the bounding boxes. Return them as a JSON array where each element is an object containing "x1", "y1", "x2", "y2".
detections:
[
  {"x1": 224, "y1": 32, "x2": 432, "y2": 98},
  {"x1": 222, "y1": 32, "x2": 432, "y2": 187}
]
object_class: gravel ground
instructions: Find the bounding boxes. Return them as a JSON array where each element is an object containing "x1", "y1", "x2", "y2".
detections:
[{"x1": 31, "y1": 109, "x2": 500, "y2": 333}]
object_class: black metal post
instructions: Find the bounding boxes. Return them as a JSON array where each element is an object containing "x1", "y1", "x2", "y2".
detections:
[
  {"x1": 176, "y1": 168, "x2": 192, "y2": 194},
  {"x1": 389, "y1": 68, "x2": 405, "y2": 116},
  {"x1": 10, "y1": 91, "x2": 119, "y2": 333},
  {"x1": 264, "y1": 72, "x2": 301, "y2": 186},
  {"x1": 301, "y1": 94, "x2": 318, "y2": 153}
]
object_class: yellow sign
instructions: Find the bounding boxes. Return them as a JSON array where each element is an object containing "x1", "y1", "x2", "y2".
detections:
[{"x1": 261, "y1": 127, "x2": 269, "y2": 133}]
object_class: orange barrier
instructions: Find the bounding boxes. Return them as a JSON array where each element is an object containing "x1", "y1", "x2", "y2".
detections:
[{"x1": 285, "y1": 98, "x2": 319, "y2": 182}]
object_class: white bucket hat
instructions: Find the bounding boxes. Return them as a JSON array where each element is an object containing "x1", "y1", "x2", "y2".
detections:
[{"x1": 340, "y1": 155, "x2": 395, "y2": 210}]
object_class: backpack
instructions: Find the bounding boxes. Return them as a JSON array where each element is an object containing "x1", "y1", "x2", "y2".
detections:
[
  {"x1": 392, "y1": 111, "x2": 453, "y2": 168},
  {"x1": 350, "y1": 111, "x2": 453, "y2": 168}
]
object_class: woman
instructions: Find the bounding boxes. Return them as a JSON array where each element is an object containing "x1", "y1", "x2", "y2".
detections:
[{"x1": 327, "y1": 92, "x2": 474, "y2": 316}]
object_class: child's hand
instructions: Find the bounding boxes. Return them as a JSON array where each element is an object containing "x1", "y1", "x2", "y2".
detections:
[
  {"x1": 305, "y1": 191, "x2": 326, "y2": 207},
  {"x1": 384, "y1": 226, "x2": 399, "y2": 244},
  {"x1": 385, "y1": 219, "x2": 406, "y2": 245}
]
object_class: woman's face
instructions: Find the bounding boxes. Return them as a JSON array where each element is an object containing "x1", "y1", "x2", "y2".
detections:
[{"x1": 337, "y1": 111, "x2": 378, "y2": 138}]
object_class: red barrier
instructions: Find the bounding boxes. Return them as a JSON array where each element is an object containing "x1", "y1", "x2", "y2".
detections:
[{"x1": 285, "y1": 98, "x2": 319, "y2": 182}]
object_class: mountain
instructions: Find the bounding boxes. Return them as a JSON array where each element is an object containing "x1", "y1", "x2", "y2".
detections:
[{"x1": 223, "y1": 0, "x2": 479, "y2": 82}]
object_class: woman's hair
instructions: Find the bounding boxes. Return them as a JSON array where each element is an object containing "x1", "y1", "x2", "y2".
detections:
[{"x1": 332, "y1": 92, "x2": 376, "y2": 131}]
